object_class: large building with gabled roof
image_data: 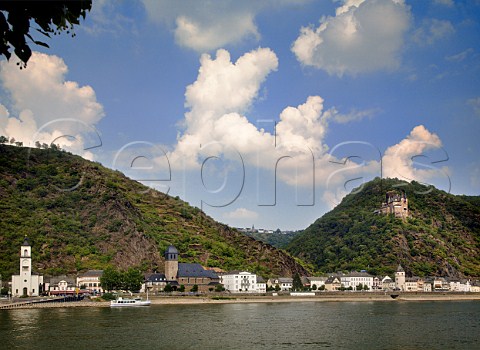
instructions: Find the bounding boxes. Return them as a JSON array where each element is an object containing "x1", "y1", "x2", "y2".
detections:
[{"x1": 164, "y1": 245, "x2": 220, "y2": 292}]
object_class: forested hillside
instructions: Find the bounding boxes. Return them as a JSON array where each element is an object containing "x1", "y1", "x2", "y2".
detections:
[
  {"x1": 0, "y1": 144, "x2": 309, "y2": 278},
  {"x1": 287, "y1": 178, "x2": 480, "y2": 277}
]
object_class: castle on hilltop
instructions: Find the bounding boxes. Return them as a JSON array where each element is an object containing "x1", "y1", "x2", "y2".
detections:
[{"x1": 375, "y1": 190, "x2": 409, "y2": 219}]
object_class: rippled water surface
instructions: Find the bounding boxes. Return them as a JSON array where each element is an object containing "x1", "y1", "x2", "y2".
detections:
[{"x1": 0, "y1": 301, "x2": 478, "y2": 349}]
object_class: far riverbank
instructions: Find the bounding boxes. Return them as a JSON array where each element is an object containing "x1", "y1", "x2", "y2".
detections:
[
  {"x1": 1, "y1": 292, "x2": 479, "y2": 309},
  {"x1": 150, "y1": 292, "x2": 480, "y2": 304}
]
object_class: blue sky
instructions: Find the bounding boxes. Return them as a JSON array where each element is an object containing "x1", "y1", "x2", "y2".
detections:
[{"x1": 0, "y1": 0, "x2": 479, "y2": 230}]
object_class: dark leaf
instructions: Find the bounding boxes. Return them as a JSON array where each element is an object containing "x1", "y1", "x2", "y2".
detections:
[
  {"x1": 34, "y1": 40, "x2": 49, "y2": 48},
  {"x1": 35, "y1": 28, "x2": 51, "y2": 38},
  {"x1": 0, "y1": 1, "x2": 92, "y2": 65}
]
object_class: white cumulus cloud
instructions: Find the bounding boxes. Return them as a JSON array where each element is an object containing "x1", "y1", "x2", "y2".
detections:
[
  {"x1": 0, "y1": 52, "x2": 104, "y2": 157},
  {"x1": 141, "y1": 0, "x2": 261, "y2": 52},
  {"x1": 141, "y1": 0, "x2": 306, "y2": 52},
  {"x1": 174, "y1": 14, "x2": 258, "y2": 52},
  {"x1": 291, "y1": 0, "x2": 411, "y2": 76},
  {"x1": 167, "y1": 47, "x2": 378, "y2": 194},
  {"x1": 168, "y1": 47, "x2": 278, "y2": 169},
  {"x1": 167, "y1": 48, "x2": 340, "y2": 178},
  {"x1": 382, "y1": 125, "x2": 445, "y2": 182},
  {"x1": 164, "y1": 47, "x2": 449, "y2": 208}
]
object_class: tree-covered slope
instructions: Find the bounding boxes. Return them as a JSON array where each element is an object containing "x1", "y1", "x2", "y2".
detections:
[
  {"x1": 287, "y1": 178, "x2": 480, "y2": 277},
  {"x1": 245, "y1": 231, "x2": 300, "y2": 249},
  {"x1": 0, "y1": 145, "x2": 309, "y2": 278}
]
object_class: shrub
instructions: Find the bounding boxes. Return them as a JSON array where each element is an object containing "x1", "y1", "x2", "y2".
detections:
[{"x1": 101, "y1": 292, "x2": 116, "y2": 301}]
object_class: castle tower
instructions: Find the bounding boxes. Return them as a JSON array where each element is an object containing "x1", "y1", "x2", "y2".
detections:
[
  {"x1": 401, "y1": 191, "x2": 409, "y2": 218},
  {"x1": 395, "y1": 264, "x2": 405, "y2": 291},
  {"x1": 378, "y1": 191, "x2": 409, "y2": 219},
  {"x1": 164, "y1": 245, "x2": 178, "y2": 281}
]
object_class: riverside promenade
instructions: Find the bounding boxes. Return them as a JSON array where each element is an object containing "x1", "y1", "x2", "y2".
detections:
[
  {"x1": 0, "y1": 295, "x2": 103, "y2": 310},
  {"x1": 1, "y1": 292, "x2": 479, "y2": 310}
]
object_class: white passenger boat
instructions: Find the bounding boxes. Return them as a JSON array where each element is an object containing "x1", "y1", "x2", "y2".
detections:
[{"x1": 110, "y1": 297, "x2": 151, "y2": 307}]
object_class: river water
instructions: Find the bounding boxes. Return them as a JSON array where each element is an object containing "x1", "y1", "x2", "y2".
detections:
[{"x1": 0, "y1": 301, "x2": 478, "y2": 349}]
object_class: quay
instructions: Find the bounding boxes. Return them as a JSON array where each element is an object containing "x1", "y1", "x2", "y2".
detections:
[{"x1": 0, "y1": 295, "x2": 90, "y2": 310}]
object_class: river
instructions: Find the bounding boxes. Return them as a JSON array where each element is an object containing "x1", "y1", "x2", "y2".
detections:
[{"x1": 0, "y1": 301, "x2": 478, "y2": 349}]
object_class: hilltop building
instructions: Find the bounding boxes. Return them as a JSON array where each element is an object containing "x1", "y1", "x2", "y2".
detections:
[
  {"x1": 376, "y1": 190, "x2": 409, "y2": 219},
  {"x1": 11, "y1": 237, "x2": 44, "y2": 297},
  {"x1": 164, "y1": 245, "x2": 220, "y2": 292}
]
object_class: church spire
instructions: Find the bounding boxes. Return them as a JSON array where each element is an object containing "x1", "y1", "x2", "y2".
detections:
[{"x1": 22, "y1": 235, "x2": 31, "y2": 247}]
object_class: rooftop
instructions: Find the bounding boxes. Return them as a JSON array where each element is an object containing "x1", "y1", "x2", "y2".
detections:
[
  {"x1": 165, "y1": 245, "x2": 179, "y2": 255},
  {"x1": 146, "y1": 273, "x2": 166, "y2": 282},
  {"x1": 178, "y1": 263, "x2": 218, "y2": 279},
  {"x1": 78, "y1": 270, "x2": 104, "y2": 278},
  {"x1": 22, "y1": 236, "x2": 31, "y2": 246}
]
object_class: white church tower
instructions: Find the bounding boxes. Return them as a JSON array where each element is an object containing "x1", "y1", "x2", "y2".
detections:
[{"x1": 11, "y1": 237, "x2": 43, "y2": 297}]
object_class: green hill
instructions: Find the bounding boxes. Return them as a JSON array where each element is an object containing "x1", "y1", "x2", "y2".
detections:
[
  {"x1": 287, "y1": 178, "x2": 480, "y2": 277},
  {"x1": 245, "y1": 231, "x2": 300, "y2": 249},
  {"x1": 0, "y1": 144, "x2": 309, "y2": 278}
]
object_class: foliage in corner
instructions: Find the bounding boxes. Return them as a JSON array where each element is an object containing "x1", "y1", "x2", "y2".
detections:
[{"x1": 0, "y1": 0, "x2": 92, "y2": 67}]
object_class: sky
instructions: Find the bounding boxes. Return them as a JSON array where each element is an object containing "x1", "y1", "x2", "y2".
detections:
[{"x1": 0, "y1": 0, "x2": 479, "y2": 230}]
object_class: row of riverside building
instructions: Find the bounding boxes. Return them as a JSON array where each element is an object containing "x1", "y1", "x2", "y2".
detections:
[
  {"x1": 307, "y1": 265, "x2": 477, "y2": 293},
  {"x1": 7, "y1": 238, "x2": 480, "y2": 297}
]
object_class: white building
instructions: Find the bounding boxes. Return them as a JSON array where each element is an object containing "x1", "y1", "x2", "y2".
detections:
[
  {"x1": 77, "y1": 270, "x2": 103, "y2": 294},
  {"x1": 433, "y1": 277, "x2": 449, "y2": 291},
  {"x1": 267, "y1": 277, "x2": 293, "y2": 291},
  {"x1": 470, "y1": 283, "x2": 480, "y2": 293},
  {"x1": 11, "y1": 237, "x2": 44, "y2": 297},
  {"x1": 381, "y1": 276, "x2": 395, "y2": 290},
  {"x1": 340, "y1": 271, "x2": 374, "y2": 291},
  {"x1": 308, "y1": 277, "x2": 327, "y2": 290},
  {"x1": 46, "y1": 275, "x2": 77, "y2": 295},
  {"x1": 405, "y1": 277, "x2": 420, "y2": 292},
  {"x1": 256, "y1": 276, "x2": 267, "y2": 293},
  {"x1": 141, "y1": 273, "x2": 167, "y2": 293},
  {"x1": 221, "y1": 271, "x2": 260, "y2": 293},
  {"x1": 448, "y1": 279, "x2": 471, "y2": 292}
]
